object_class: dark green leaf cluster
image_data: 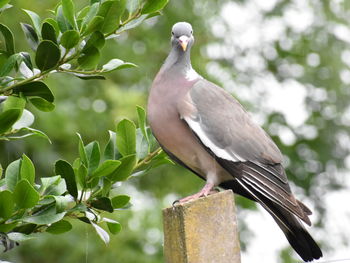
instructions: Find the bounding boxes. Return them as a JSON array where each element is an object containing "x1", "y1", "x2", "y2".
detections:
[
  {"x1": 0, "y1": 109, "x2": 172, "y2": 250},
  {"x1": 0, "y1": 0, "x2": 171, "y2": 252},
  {"x1": 0, "y1": 0, "x2": 167, "y2": 141}
]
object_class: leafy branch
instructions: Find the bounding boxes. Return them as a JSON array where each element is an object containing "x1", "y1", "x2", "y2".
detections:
[
  {"x1": 0, "y1": 106, "x2": 173, "y2": 251},
  {"x1": 0, "y1": 0, "x2": 169, "y2": 140},
  {"x1": 0, "y1": 0, "x2": 171, "y2": 252}
]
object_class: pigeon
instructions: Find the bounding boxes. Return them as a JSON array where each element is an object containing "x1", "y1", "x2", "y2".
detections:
[{"x1": 147, "y1": 22, "x2": 322, "y2": 262}]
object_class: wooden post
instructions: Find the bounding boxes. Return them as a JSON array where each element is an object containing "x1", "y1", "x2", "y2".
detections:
[{"x1": 163, "y1": 190, "x2": 241, "y2": 263}]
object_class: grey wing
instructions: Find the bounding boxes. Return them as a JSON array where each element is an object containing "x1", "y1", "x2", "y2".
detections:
[{"x1": 178, "y1": 79, "x2": 311, "y2": 224}]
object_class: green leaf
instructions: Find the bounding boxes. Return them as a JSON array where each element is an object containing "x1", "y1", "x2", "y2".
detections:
[
  {"x1": 0, "y1": 23, "x2": 14, "y2": 55},
  {"x1": 83, "y1": 16, "x2": 103, "y2": 36},
  {"x1": 0, "y1": 109, "x2": 21, "y2": 134},
  {"x1": 77, "y1": 133, "x2": 88, "y2": 166},
  {"x1": 0, "y1": 53, "x2": 22, "y2": 77},
  {"x1": 5, "y1": 159, "x2": 21, "y2": 191},
  {"x1": 69, "y1": 203, "x2": 87, "y2": 214},
  {"x1": 0, "y1": 190, "x2": 14, "y2": 220},
  {"x1": 20, "y1": 23, "x2": 39, "y2": 51},
  {"x1": 142, "y1": 0, "x2": 169, "y2": 14},
  {"x1": 0, "y1": 222, "x2": 17, "y2": 232},
  {"x1": 91, "y1": 197, "x2": 113, "y2": 212},
  {"x1": 29, "y1": 98, "x2": 55, "y2": 112},
  {"x1": 102, "y1": 58, "x2": 137, "y2": 73},
  {"x1": 91, "y1": 222, "x2": 109, "y2": 244},
  {"x1": 43, "y1": 18, "x2": 60, "y2": 36},
  {"x1": 23, "y1": 9, "x2": 41, "y2": 35},
  {"x1": 12, "y1": 223, "x2": 36, "y2": 235},
  {"x1": 107, "y1": 154, "x2": 136, "y2": 182},
  {"x1": 101, "y1": 178, "x2": 112, "y2": 196},
  {"x1": 7, "y1": 232, "x2": 34, "y2": 242},
  {"x1": 53, "y1": 195, "x2": 71, "y2": 212},
  {"x1": 13, "y1": 127, "x2": 51, "y2": 143},
  {"x1": 3, "y1": 95, "x2": 25, "y2": 111},
  {"x1": 41, "y1": 176, "x2": 67, "y2": 196},
  {"x1": 97, "y1": 0, "x2": 126, "y2": 34},
  {"x1": 55, "y1": 160, "x2": 78, "y2": 199},
  {"x1": 0, "y1": 0, "x2": 10, "y2": 9},
  {"x1": 83, "y1": 31, "x2": 105, "y2": 51},
  {"x1": 12, "y1": 109, "x2": 34, "y2": 130},
  {"x1": 13, "y1": 81, "x2": 54, "y2": 102},
  {"x1": 56, "y1": 5, "x2": 72, "y2": 32},
  {"x1": 91, "y1": 160, "x2": 121, "y2": 179},
  {"x1": 20, "y1": 154, "x2": 35, "y2": 185},
  {"x1": 146, "y1": 127, "x2": 158, "y2": 151},
  {"x1": 76, "y1": 163, "x2": 88, "y2": 188},
  {"x1": 13, "y1": 179, "x2": 39, "y2": 209},
  {"x1": 77, "y1": 6, "x2": 91, "y2": 21},
  {"x1": 41, "y1": 22, "x2": 57, "y2": 44},
  {"x1": 116, "y1": 119, "x2": 136, "y2": 156},
  {"x1": 60, "y1": 30, "x2": 79, "y2": 49},
  {"x1": 107, "y1": 221, "x2": 121, "y2": 234},
  {"x1": 81, "y1": 3, "x2": 99, "y2": 29},
  {"x1": 39, "y1": 195, "x2": 55, "y2": 205},
  {"x1": 111, "y1": 195, "x2": 130, "y2": 209},
  {"x1": 104, "y1": 130, "x2": 118, "y2": 160},
  {"x1": 136, "y1": 128, "x2": 148, "y2": 159},
  {"x1": 62, "y1": 0, "x2": 77, "y2": 29},
  {"x1": 35, "y1": 40, "x2": 60, "y2": 71},
  {"x1": 126, "y1": 0, "x2": 140, "y2": 14},
  {"x1": 39, "y1": 175, "x2": 65, "y2": 195},
  {"x1": 23, "y1": 207, "x2": 66, "y2": 225},
  {"x1": 85, "y1": 141, "x2": 100, "y2": 173},
  {"x1": 136, "y1": 105, "x2": 149, "y2": 143},
  {"x1": 46, "y1": 220, "x2": 72, "y2": 234},
  {"x1": 0, "y1": 3, "x2": 12, "y2": 13},
  {"x1": 77, "y1": 47, "x2": 100, "y2": 69},
  {"x1": 72, "y1": 158, "x2": 80, "y2": 171},
  {"x1": 19, "y1": 52, "x2": 33, "y2": 71}
]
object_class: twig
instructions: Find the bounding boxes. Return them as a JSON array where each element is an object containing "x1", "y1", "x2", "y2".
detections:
[{"x1": 134, "y1": 147, "x2": 162, "y2": 170}]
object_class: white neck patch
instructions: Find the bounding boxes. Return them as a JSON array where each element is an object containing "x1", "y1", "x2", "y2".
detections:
[{"x1": 185, "y1": 67, "x2": 201, "y2": 81}]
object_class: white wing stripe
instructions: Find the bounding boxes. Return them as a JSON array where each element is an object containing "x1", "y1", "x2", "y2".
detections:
[{"x1": 185, "y1": 118, "x2": 246, "y2": 162}]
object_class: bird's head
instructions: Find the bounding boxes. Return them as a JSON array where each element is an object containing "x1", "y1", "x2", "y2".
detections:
[{"x1": 171, "y1": 22, "x2": 194, "y2": 52}]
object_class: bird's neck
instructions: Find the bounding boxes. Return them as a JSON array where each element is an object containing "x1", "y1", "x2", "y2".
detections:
[{"x1": 161, "y1": 47, "x2": 192, "y2": 75}]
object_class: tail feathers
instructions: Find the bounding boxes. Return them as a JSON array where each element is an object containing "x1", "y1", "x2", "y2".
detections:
[
  {"x1": 247, "y1": 184, "x2": 322, "y2": 261},
  {"x1": 221, "y1": 179, "x2": 322, "y2": 261},
  {"x1": 297, "y1": 200, "x2": 313, "y2": 216},
  {"x1": 272, "y1": 206, "x2": 323, "y2": 262},
  {"x1": 251, "y1": 186, "x2": 322, "y2": 261}
]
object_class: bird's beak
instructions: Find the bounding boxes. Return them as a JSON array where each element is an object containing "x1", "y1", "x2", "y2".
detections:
[{"x1": 179, "y1": 35, "x2": 189, "y2": 51}]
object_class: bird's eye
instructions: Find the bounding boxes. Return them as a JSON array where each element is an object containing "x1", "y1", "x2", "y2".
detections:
[
  {"x1": 171, "y1": 31, "x2": 174, "y2": 36},
  {"x1": 191, "y1": 30, "x2": 193, "y2": 34}
]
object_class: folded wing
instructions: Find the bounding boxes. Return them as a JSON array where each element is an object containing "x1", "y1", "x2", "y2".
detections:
[{"x1": 177, "y1": 79, "x2": 311, "y2": 224}]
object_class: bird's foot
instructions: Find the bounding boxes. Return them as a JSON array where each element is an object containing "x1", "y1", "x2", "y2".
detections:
[{"x1": 173, "y1": 182, "x2": 216, "y2": 206}]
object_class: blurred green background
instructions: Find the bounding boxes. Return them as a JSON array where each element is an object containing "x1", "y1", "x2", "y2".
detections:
[{"x1": 1, "y1": 0, "x2": 350, "y2": 262}]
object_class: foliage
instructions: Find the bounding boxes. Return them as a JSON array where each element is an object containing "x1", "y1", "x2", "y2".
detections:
[
  {"x1": 0, "y1": 115, "x2": 171, "y2": 250},
  {"x1": 0, "y1": 0, "x2": 170, "y2": 252},
  {"x1": 0, "y1": 0, "x2": 167, "y2": 140}
]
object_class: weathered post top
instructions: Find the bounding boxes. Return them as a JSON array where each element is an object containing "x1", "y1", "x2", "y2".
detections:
[{"x1": 163, "y1": 190, "x2": 241, "y2": 263}]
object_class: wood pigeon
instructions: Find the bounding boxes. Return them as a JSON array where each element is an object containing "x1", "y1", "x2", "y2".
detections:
[{"x1": 147, "y1": 22, "x2": 322, "y2": 262}]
